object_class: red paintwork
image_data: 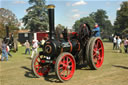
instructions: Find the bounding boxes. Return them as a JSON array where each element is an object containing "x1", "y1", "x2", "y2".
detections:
[
  {"x1": 68, "y1": 40, "x2": 73, "y2": 52},
  {"x1": 69, "y1": 32, "x2": 78, "y2": 36},
  {"x1": 58, "y1": 54, "x2": 75, "y2": 81},
  {"x1": 52, "y1": 61, "x2": 56, "y2": 64},
  {"x1": 93, "y1": 39, "x2": 104, "y2": 68},
  {"x1": 41, "y1": 60, "x2": 45, "y2": 63}
]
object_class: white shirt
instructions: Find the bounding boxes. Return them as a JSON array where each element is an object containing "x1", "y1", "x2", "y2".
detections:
[
  {"x1": 113, "y1": 37, "x2": 116, "y2": 43},
  {"x1": 117, "y1": 39, "x2": 121, "y2": 45},
  {"x1": 32, "y1": 41, "x2": 38, "y2": 48}
]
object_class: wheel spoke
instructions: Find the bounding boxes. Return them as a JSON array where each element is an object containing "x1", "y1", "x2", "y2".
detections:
[
  {"x1": 36, "y1": 67, "x2": 40, "y2": 72},
  {"x1": 98, "y1": 47, "x2": 102, "y2": 51},
  {"x1": 98, "y1": 55, "x2": 101, "y2": 61},
  {"x1": 36, "y1": 59, "x2": 39, "y2": 63},
  {"x1": 94, "y1": 44, "x2": 97, "y2": 49},
  {"x1": 59, "y1": 66, "x2": 63, "y2": 70},
  {"x1": 98, "y1": 53, "x2": 103, "y2": 61},
  {"x1": 60, "y1": 70, "x2": 66, "y2": 76},
  {"x1": 66, "y1": 57, "x2": 69, "y2": 65},
  {"x1": 60, "y1": 61, "x2": 66, "y2": 66},
  {"x1": 93, "y1": 48, "x2": 97, "y2": 53},
  {"x1": 93, "y1": 53, "x2": 97, "y2": 57},
  {"x1": 34, "y1": 65, "x2": 40, "y2": 67},
  {"x1": 68, "y1": 60, "x2": 72, "y2": 65}
]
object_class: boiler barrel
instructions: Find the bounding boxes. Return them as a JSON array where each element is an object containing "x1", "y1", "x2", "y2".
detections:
[{"x1": 43, "y1": 39, "x2": 80, "y2": 56}]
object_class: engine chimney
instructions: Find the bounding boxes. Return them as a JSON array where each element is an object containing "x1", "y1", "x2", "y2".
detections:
[{"x1": 47, "y1": 5, "x2": 55, "y2": 39}]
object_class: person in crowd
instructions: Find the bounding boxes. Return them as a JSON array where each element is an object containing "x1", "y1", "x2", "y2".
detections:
[
  {"x1": 113, "y1": 35, "x2": 117, "y2": 50},
  {"x1": 93, "y1": 24, "x2": 100, "y2": 37},
  {"x1": 1, "y1": 41, "x2": 8, "y2": 61},
  {"x1": 120, "y1": 41, "x2": 125, "y2": 53},
  {"x1": 24, "y1": 40, "x2": 30, "y2": 55},
  {"x1": 39, "y1": 38, "x2": 46, "y2": 49},
  {"x1": 6, "y1": 45, "x2": 12, "y2": 57},
  {"x1": 0, "y1": 53, "x2": 1, "y2": 60},
  {"x1": 41, "y1": 38, "x2": 46, "y2": 46},
  {"x1": 125, "y1": 38, "x2": 128, "y2": 53},
  {"x1": 124, "y1": 38, "x2": 128, "y2": 53},
  {"x1": 31, "y1": 39, "x2": 38, "y2": 59},
  {"x1": 117, "y1": 36, "x2": 122, "y2": 51}
]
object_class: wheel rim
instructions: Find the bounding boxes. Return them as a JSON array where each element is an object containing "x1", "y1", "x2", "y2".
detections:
[
  {"x1": 58, "y1": 54, "x2": 75, "y2": 80},
  {"x1": 34, "y1": 55, "x2": 50, "y2": 76},
  {"x1": 93, "y1": 39, "x2": 104, "y2": 68}
]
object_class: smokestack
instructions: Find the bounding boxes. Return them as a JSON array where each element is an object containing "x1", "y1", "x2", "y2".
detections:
[{"x1": 47, "y1": 5, "x2": 55, "y2": 39}]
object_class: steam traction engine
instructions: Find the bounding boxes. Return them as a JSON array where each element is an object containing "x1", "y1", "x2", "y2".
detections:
[{"x1": 31, "y1": 5, "x2": 104, "y2": 82}]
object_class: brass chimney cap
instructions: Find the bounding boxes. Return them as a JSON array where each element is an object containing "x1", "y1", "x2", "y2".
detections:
[{"x1": 47, "y1": 4, "x2": 55, "y2": 9}]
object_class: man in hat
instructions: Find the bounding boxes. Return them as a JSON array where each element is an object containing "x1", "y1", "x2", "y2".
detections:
[
  {"x1": 93, "y1": 24, "x2": 100, "y2": 37},
  {"x1": 24, "y1": 40, "x2": 30, "y2": 55}
]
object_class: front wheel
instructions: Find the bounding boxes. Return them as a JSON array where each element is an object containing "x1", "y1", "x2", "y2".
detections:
[
  {"x1": 55, "y1": 52, "x2": 76, "y2": 82},
  {"x1": 31, "y1": 54, "x2": 50, "y2": 77}
]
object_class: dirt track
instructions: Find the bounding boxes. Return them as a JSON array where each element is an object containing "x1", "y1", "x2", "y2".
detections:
[{"x1": 1, "y1": 42, "x2": 128, "y2": 85}]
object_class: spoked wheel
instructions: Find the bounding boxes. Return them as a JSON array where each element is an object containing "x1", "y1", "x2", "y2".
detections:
[
  {"x1": 88, "y1": 37, "x2": 104, "y2": 70},
  {"x1": 55, "y1": 52, "x2": 76, "y2": 82},
  {"x1": 31, "y1": 54, "x2": 50, "y2": 77}
]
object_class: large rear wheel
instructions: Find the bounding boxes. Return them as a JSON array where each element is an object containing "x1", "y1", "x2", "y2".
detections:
[
  {"x1": 88, "y1": 37, "x2": 104, "y2": 70},
  {"x1": 85, "y1": 37, "x2": 94, "y2": 65},
  {"x1": 55, "y1": 52, "x2": 76, "y2": 82}
]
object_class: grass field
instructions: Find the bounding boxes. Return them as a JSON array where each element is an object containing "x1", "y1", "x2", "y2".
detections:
[{"x1": 0, "y1": 42, "x2": 128, "y2": 85}]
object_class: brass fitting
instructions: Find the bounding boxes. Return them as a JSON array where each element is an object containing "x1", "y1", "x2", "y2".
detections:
[{"x1": 47, "y1": 5, "x2": 55, "y2": 9}]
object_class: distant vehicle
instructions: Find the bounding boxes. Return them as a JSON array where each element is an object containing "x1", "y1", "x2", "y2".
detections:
[
  {"x1": 18, "y1": 32, "x2": 48, "y2": 45},
  {"x1": 2, "y1": 26, "x2": 18, "y2": 52}
]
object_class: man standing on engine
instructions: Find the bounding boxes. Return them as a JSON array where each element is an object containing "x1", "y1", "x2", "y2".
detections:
[{"x1": 93, "y1": 24, "x2": 100, "y2": 37}]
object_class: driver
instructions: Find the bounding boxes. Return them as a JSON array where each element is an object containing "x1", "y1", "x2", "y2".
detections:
[{"x1": 93, "y1": 24, "x2": 100, "y2": 37}]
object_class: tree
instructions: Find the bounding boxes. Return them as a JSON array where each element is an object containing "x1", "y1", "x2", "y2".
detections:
[
  {"x1": 89, "y1": 9, "x2": 113, "y2": 36},
  {"x1": 22, "y1": 0, "x2": 48, "y2": 32},
  {"x1": 56, "y1": 24, "x2": 65, "y2": 30},
  {"x1": 73, "y1": 17, "x2": 95, "y2": 32},
  {"x1": 114, "y1": 1, "x2": 128, "y2": 34},
  {"x1": 54, "y1": 24, "x2": 66, "y2": 39},
  {"x1": 73, "y1": 9, "x2": 113, "y2": 38},
  {"x1": 55, "y1": 24, "x2": 66, "y2": 34},
  {"x1": 0, "y1": 8, "x2": 19, "y2": 38}
]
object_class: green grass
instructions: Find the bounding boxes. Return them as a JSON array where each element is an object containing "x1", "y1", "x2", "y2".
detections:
[{"x1": 0, "y1": 42, "x2": 128, "y2": 85}]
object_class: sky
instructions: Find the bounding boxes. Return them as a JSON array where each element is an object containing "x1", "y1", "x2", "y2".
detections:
[{"x1": 0, "y1": 0, "x2": 127, "y2": 29}]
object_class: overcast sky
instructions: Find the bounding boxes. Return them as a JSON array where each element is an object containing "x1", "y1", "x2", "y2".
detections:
[{"x1": 0, "y1": 0, "x2": 127, "y2": 29}]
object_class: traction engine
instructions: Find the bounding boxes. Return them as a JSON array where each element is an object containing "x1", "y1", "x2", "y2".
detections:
[{"x1": 31, "y1": 5, "x2": 104, "y2": 82}]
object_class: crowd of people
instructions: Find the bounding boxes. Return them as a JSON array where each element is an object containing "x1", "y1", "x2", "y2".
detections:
[
  {"x1": 0, "y1": 37, "x2": 47, "y2": 61},
  {"x1": 24, "y1": 38, "x2": 47, "y2": 59},
  {"x1": 113, "y1": 35, "x2": 128, "y2": 53}
]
